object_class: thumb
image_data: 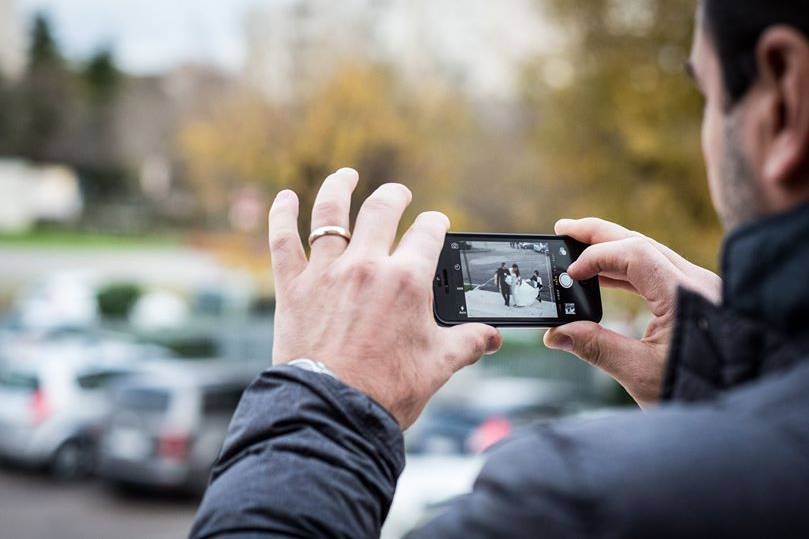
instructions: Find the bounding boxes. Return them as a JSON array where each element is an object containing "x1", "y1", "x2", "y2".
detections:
[
  {"x1": 544, "y1": 322, "x2": 646, "y2": 378},
  {"x1": 444, "y1": 323, "x2": 502, "y2": 372}
]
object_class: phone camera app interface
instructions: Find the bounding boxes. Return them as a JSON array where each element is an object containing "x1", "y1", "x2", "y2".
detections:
[{"x1": 454, "y1": 240, "x2": 568, "y2": 319}]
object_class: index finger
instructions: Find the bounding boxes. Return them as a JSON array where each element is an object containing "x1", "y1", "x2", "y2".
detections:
[
  {"x1": 555, "y1": 217, "x2": 635, "y2": 244},
  {"x1": 392, "y1": 211, "x2": 450, "y2": 275},
  {"x1": 557, "y1": 217, "x2": 713, "y2": 281},
  {"x1": 569, "y1": 237, "x2": 676, "y2": 316}
]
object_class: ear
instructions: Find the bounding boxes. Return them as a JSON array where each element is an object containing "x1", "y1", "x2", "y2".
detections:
[{"x1": 755, "y1": 26, "x2": 809, "y2": 189}]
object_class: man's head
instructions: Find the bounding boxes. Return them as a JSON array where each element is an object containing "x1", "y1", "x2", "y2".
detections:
[
  {"x1": 501, "y1": 263, "x2": 506, "y2": 268},
  {"x1": 690, "y1": 1, "x2": 809, "y2": 231}
]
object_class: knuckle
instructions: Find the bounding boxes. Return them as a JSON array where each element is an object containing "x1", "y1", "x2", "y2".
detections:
[
  {"x1": 625, "y1": 236, "x2": 651, "y2": 256},
  {"x1": 470, "y1": 334, "x2": 488, "y2": 358},
  {"x1": 391, "y1": 264, "x2": 423, "y2": 293},
  {"x1": 269, "y1": 231, "x2": 295, "y2": 253},
  {"x1": 345, "y1": 258, "x2": 380, "y2": 286},
  {"x1": 363, "y1": 192, "x2": 401, "y2": 214},
  {"x1": 312, "y1": 199, "x2": 345, "y2": 222},
  {"x1": 579, "y1": 332, "x2": 604, "y2": 367}
]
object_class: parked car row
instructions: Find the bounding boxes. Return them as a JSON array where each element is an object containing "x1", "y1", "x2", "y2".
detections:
[
  {"x1": 0, "y1": 329, "x2": 257, "y2": 494},
  {"x1": 406, "y1": 376, "x2": 594, "y2": 456},
  {"x1": 99, "y1": 361, "x2": 254, "y2": 493},
  {"x1": 0, "y1": 353, "x2": 140, "y2": 478}
]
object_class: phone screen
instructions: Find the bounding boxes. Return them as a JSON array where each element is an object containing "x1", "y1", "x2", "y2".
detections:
[{"x1": 434, "y1": 233, "x2": 601, "y2": 327}]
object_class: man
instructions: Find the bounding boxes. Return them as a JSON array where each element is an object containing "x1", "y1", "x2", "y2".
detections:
[
  {"x1": 192, "y1": 1, "x2": 809, "y2": 537},
  {"x1": 495, "y1": 262, "x2": 511, "y2": 306},
  {"x1": 531, "y1": 270, "x2": 543, "y2": 300}
]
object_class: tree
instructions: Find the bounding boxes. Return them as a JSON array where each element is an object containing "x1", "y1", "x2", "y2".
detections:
[
  {"x1": 527, "y1": 0, "x2": 721, "y2": 268},
  {"x1": 178, "y1": 62, "x2": 476, "y2": 235},
  {"x1": 82, "y1": 49, "x2": 121, "y2": 103},
  {"x1": 17, "y1": 13, "x2": 76, "y2": 162},
  {"x1": 29, "y1": 14, "x2": 62, "y2": 69}
]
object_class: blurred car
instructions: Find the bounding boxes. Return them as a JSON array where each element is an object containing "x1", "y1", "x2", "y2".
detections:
[
  {"x1": 406, "y1": 377, "x2": 591, "y2": 456},
  {"x1": 382, "y1": 454, "x2": 484, "y2": 539},
  {"x1": 386, "y1": 377, "x2": 606, "y2": 537},
  {"x1": 0, "y1": 326, "x2": 173, "y2": 367},
  {"x1": 0, "y1": 354, "x2": 141, "y2": 478},
  {"x1": 98, "y1": 360, "x2": 254, "y2": 494}
]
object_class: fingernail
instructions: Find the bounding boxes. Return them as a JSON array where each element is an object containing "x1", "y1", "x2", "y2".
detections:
[
  {"x1": 336, "y1": 167, "x2": 357, "y2": 175},
  {"x1": 556, "y1": 218, "x2": 575, "y2": 230},
  {"x1": 485, "y1": 335, "x2": 502, "y2": 355},
  {"x1": 549, "y1": 334, "x2": 573, "y2": 352}
]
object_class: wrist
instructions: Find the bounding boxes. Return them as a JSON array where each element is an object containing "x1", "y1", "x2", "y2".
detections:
[{"x1": 287, "y1": 358, "x2": 338, "y2": 379}]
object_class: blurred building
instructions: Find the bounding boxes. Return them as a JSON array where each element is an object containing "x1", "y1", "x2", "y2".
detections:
[
  {"x1": 95, "y1": 64, "x2": 234, "y2": 223},
  {"x1": 0, "y1": 159, "x2": 83, "y2": 232},
  {"x1": 245, "y1": 0, "x2": 563, "y2": 103},
  {"x1": 0, "y1": 0, "x2": 26, "y2": 80},
  {"x1": 244, "y1": 0, "x2": 384, "y2": 103}
]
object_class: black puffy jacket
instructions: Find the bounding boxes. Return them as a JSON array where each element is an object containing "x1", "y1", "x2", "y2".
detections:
[{"x1": 191, "y1": 205, "x2": 809, "y2": 538}]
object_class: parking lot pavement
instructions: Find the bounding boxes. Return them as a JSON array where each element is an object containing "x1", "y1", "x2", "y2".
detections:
[{"x1": 0, "y1": 465, "x2": 198, "y2": 539}]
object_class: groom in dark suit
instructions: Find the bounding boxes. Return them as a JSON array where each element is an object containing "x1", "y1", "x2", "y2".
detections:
[{"x1": 495, "y1": 263, "x2": 510, "y2": 306}]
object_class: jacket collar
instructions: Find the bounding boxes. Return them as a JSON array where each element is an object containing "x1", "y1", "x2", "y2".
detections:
[{"x1": 721, "y1": 203, "x2": 809, "y2": 343}]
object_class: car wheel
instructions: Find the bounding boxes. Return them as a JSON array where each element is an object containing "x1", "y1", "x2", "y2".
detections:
[{"x1": 51, "y1": 439, "x2": 94, "y2": 480}]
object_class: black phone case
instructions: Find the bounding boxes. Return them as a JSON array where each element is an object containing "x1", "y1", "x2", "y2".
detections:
[{"x1": 433, "y1": 232, "x2": 602, "y2": 328}]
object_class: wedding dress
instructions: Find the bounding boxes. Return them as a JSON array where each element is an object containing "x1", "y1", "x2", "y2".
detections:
[{"x1": 509, "y1": 276, "x2": 537, "y2": 307}]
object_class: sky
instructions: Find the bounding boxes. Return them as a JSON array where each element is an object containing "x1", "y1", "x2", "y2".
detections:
[{"x1": 17, "y1": 0, "x2": 283, "y2": 73}]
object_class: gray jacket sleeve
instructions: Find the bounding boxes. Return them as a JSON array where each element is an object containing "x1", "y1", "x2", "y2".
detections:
[{"x1": 190, "y1": 365, "x2": 405, "y2": 538}]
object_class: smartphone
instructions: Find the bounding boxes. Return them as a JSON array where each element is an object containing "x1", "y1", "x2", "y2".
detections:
[{"x1": 434, "y1": 233, "x2": 602, "y2": 327}]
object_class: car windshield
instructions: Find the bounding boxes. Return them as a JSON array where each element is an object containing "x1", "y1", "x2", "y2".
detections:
[
  {"x1": 0, "y1": 369, "x2": 39, "y2": 392},
  {"x1": 116, "y1": 387, "x2": 171, "y2": 413},
  {"x1": 201, "y1": 385, "x2": 245, "y2": 417},
  {"x1": 76, "y1": 370, "x2": 133, "y2": 390}
]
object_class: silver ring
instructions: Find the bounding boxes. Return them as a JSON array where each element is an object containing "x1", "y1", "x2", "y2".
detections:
[{"x1": 308, "y1": 225, "x2": 352, "y2": 247}]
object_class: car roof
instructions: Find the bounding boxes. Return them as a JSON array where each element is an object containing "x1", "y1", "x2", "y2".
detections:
[
  {"x1": 117, "y1": 359, "x2": 258, "y2": 391},
  {"x1": 0, "y1": 350, "x2": 139, "y2": 376}
]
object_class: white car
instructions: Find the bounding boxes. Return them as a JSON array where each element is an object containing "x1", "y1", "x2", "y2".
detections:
[
  {"x1": 0, "y1": 354, "x2": 142, "y2": 478},
  {"x1": 382, "y1": 454, "x2": 484, "y2": 539},
  {"x1": 98, "y1": 360, "x2": 255, "y2": 494}
]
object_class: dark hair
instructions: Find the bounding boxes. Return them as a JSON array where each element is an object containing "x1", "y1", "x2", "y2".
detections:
[{"x1": 702, "y1": 1, "x2": 809, "y2": 105}]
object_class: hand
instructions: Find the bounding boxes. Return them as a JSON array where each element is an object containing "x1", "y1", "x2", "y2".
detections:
[
  {"x1": 543, "y1": 218, "x2": 721, "y2": 408},
  {"x1": 268, "y1": 168, "x2": 502, "y2": 428}
]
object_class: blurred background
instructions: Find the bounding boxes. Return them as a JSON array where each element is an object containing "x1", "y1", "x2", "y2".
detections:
[{"x1": 0, "y1": 0, "x2": 718, "y2": 537}]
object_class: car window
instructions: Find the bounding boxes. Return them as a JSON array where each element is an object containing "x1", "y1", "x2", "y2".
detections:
[
  {"x1": 117, "y1": 387, "x2": 171, "y2": 413},
  {"x1": 0, "y1": 369, "x2": 39, "y2": 392},
  {"x1": 76, "y1": 370, "x2": 133, "y2": 390},
  {"x1": 201, "y1": 386, "x2": 245, "y2": 416}
]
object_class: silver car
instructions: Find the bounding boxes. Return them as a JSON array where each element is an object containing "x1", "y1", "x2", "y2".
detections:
[
  {"x1": 98, "y1": 360, "x2": 255, "y2": 494},
  {"x1": 0, "y1": 355, "x2": 140, "y2": 478}
]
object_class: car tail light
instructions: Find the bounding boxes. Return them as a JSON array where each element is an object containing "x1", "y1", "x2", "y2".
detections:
[
  {"x1": 467, "y1": 416, "x2": 512, "y2": 454},
  {"x1": 157, "y1": 432, "x2": 190, "y2": 461},
  {"x1": 30, "y1": 390, "x2": 51, "y2": 425}
]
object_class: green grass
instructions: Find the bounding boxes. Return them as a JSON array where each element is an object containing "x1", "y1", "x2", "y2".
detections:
[{"x1": 0, "y1": 229, "x2": 180, "y2": 249}]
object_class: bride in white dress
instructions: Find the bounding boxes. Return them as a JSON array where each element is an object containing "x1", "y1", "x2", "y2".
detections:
[{"x1": 507, "y1": 268, "x2": 538, "y2": 308}]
